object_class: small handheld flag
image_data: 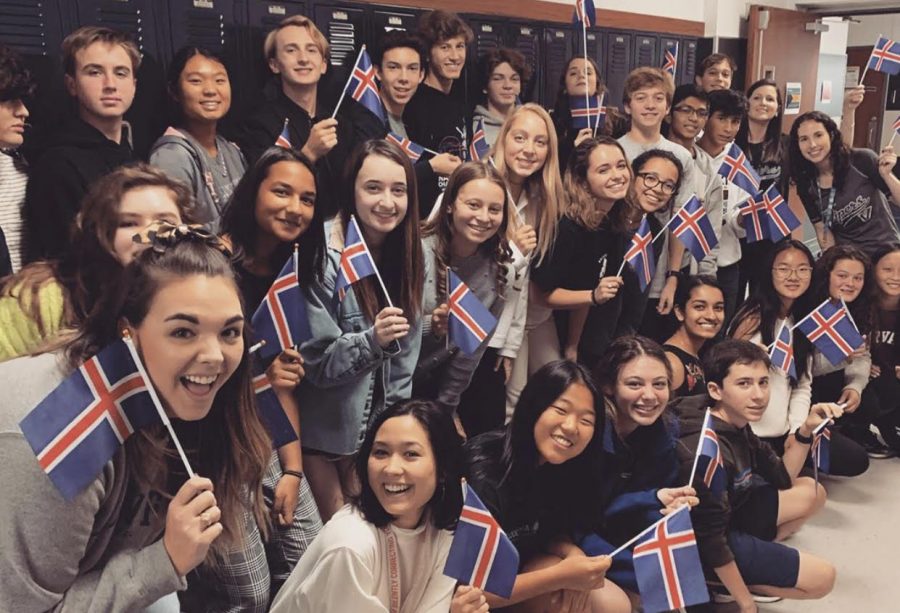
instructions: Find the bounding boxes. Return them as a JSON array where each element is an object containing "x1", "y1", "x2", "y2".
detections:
[
  {"x1": 739, "y1": 196, "x2": 769, "y2": 243},
  {"x1": 443, "y1": 481, "x2": 519, "y2": 598},
  {"x1": 251, "y1": 249, "x2": 311, "y2": 360},
  {"x1": 573, "y1": 0, "x2": 596, "y2": 27},
  {"x1": 689, "y1": 410, "x2": 726, "y2": 495},
  {"x1": 569, "y1": 94, "x2": 604, "y2": 131},
  {"x1": 19, "y1": 340, "x2": 160, "y2": 500},
  {"x1": 811, "y1": 420, "x2": 831, "y2": 476},
  {"x1": 796, "y1": 299, "x2": 864, "y2": 366},
  {"x1": 631, "y1": 507, "x2": 710, "y2": 613},
  {"x1": 662, "y1": 42, "x2": 678, "y2": 77},
  {"x1": 469, "y1": 117, "x2": 490, "y2": 161},
  {"x1": 717, "y1": 143, "x2": 761, "y2": 195},
  {"x1": 335, "y1": 216, "x2": 380, "y2": 302},
  {"x1": 769, "y1": 320, "x2": 797, "y2": 379},
  {"x1": 670, "y1": 196, "x2": 718, "y2": 263},
  {"x1": 332, "y1": 45, "x2": 384, "y2": 121},
  {"x1": 621, "y1": 215, "x2": 656, "y2": 292},
  {"x1": 275, "y1": 118, "x2": 291, "y2": 148},
  {"x1": 386, "y1": 132, "x2": 426, "y2": 162},
  {"x1": 251, "y1": 357, "x2": 298, "y2": 449},
  {"x1": 865, "y1": 36, "x2": 900, "y2": 78},
  {"x1": 761, "y1": 185, "x2": 801, "y2": 241},
  {"x1": 890, "y1": 116, "x2": 900, "y2": 148},
  {"x1": 448, "y1": 269, "x2": 498, "y2": 355}
]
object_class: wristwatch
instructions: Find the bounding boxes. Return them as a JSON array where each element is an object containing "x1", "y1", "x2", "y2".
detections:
[{"x1": 665, "y1": 270, "x2": 680, "y2": 280}]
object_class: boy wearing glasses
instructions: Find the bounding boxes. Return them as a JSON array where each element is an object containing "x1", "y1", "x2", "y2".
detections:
[{"x1": 617, "y1": 67, "x2": 699, "y2": 340}]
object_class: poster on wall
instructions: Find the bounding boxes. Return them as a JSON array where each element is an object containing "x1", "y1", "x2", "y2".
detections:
[
  {"x1": 821, "y1": 80, "x2": 832, "y2": 104},
  {"x1": 785, "y1": 82, "x2": 802, "y2": 115}
]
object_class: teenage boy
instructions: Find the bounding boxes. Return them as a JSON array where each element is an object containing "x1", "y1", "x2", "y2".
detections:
[
  {"x1": 617, "y1": 67, "x2": 697, "y2": 340},
  {"x1": 235, "y1": 15, "x2": 348, "y2": 217},
  {"x1": 695, "y1": 53, "x2": 736, "y2": 92},
  {"x1": 351, "y1": 30, "x2": 461, "y2": 210},
  {"x1": 695, "y1": 89, "x2": 750, "y2": 328},
  {"x1": 22, "y1": 26, "x2": 138, "y2": 262},
  {"x1": 676, "y1": 339, "x2": 838, "y2": 612}
]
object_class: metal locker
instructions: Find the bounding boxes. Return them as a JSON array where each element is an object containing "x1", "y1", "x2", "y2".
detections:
[
  {"x1": 369, "y1": 7, "x2": 419, "y2": 38},
  {"x1": 312, "y1": 2, "x2": 366, "y2": 69},
  {"x1": 679, "y1": 38, "x2": 698, "y2": 87},
  {"x1": 659, "y1": 36, "x2": 678, "y2": 82},
  {"x1": 632, "y1": 33, "x2": 657, "y2": 71},
  {"x1": 72, "y1": 0, "x2": 161, "y2": 56},
  {"x1": 1, "y1": 0, "x2": 65, "y2": 56},
  {"x1": 167, "y1": 0, "x2": 240, "y2": 56},
  {"x1": 541, "y1": 26, "x2": 572, "y2": 108},
  {"x1": 603, "y1": 30, "x2": 631, "y2": 111},
  {"x1": 507, "y1": 22, "x2": 540, "y2": 103},
  {"x1": 244, "y1": 1, "x2": 310, "y2": 91}
]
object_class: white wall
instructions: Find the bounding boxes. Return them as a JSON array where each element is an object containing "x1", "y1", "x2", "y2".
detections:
[
  {"x1": 848, "y1": 13, "x2": 900, "y2": 47},
  {"x1": 541, "y1": 0, "x2": 705, "y2": 24}
]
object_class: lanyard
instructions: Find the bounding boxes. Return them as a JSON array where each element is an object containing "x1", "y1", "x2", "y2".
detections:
[
  {"x1": 819, "y1": 186, "x2": 837, "y2": 230},
  {"x1": 382, "y1": 526, "x2": 401, "y2": 613}
]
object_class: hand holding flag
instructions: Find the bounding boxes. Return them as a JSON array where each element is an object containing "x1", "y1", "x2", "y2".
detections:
[
  {"x1": 332, "y1": 45, "x2": 385, "y2": 121},
  {"x1": 861, "y1": 35, "x2": 900, "y2": 85},
  {"x1": 668, "y1": 195, "x2": 718, "y2": 263},
  {"x1": 795, "y1": 298, "x2": 864, "y2": 366},
  {"x1": 570, "y1": 94, "x2": 605, "y2": 131},
  {"x1": 335, "y1": 215, "x2": 393, "y2": 306},
  {"x1": 251, "y1": 247, "x2": 311, "y2": 360}
]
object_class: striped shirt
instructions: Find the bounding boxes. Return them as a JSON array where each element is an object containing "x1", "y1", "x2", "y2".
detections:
[{"x1": 0, "y1": 152, "x2": 27, "y2": 272}]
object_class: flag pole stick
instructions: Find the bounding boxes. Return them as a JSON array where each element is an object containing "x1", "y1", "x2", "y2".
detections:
[
  {"x1": 858, "y1": 34, "x2": 881, "y2": 87},
  {"x1": 332, "y1": 45, "x2": 367, "y2": 119},
  {"x1": 840, "y1": 297, "x2": 862, "y2": 340},
  {"x1": 249, "y1": 339, "x2": 267, "y2": 355},
  {"x1": 446, "y1": 266, "x2": 451, "y2": 351},
  {"x1": 593, "y1": 91, "x2": 605, "y2": 138},
  {"x1": 350, "y1": 214, "x2": 394, "y2": 308},
  {"x1": 686, "y1": 409, "x2": 711, "y2": 489},
  {"x1": 423, "y1": 146, "x2": 440, "y2": 156},
  {"x1": 123, "y1": 332, "x2": 195, "y2": 478},
  {"x1": 582, "y1": 18, "x2": 589, "y2": 134},
  {"x1": 609, "y1": 505, "x2": 688, "y2": 558}
]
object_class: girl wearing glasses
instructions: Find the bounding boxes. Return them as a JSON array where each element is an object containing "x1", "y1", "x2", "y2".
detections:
[
  {"x1": 729, "y1": 239, "x2": 841, "y2": 459},
  {"x1": 788, "y1": 110, "x2": 900, "y2": 257}
]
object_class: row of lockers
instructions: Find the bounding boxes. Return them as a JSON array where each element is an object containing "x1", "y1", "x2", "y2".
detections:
[{"x1": 1, "y1": 0, "x2": 699, "y2": 152}]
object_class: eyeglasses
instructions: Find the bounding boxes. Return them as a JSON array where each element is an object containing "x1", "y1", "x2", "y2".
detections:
[
  {"x1": 637, "y1": 172, "x2": 677, "y2": 195},
  {"x1": 673, "y1": 106, "x2": 710, "y2": 119},
  {"x1": 772, "y1": 265, "x2": 813, "y2": 280}
]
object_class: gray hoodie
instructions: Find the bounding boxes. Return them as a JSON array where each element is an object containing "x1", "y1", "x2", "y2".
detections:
[{"x1": 471, "y1": 105, "x2": 505, "y2": 149}]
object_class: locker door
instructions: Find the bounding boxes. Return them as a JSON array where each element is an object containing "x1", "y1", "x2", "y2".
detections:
[
  {"x1": 508, "y1": 23, "x2": 541, "y2": 103},
  {"x1": 369, "y1": 8, "x2": 419, "y2": 38},
  {"x1": 632, "y1": 33, "x2": 657, "y2": 71},
  {"x1": 660, "y1": 36, "x2": 679, "y2": 82},
  {"x1": 574, "y1": 28, "x2": 600, "y2": 63},
  {"x1": 312, "y1": 3, "x2": 366, "y2": 70},
  {"x1": 679, "y1": 38, "x2": 698, "y2": 87},
  {"x1": 604, "y1": 30, "x2": 631, "y2": 111},
  {"x1": 167, "y1": 0, "x2": 240, "y2": 56},
  {"x1": 74, "y1": 0, "x2": 161, "y2": 56},
  {"x1": 542, "y1": 26, "x2": 572, "y2": 107},
  {"x1": 469, "y1": 18, "x2": 504, "y2": 58}
]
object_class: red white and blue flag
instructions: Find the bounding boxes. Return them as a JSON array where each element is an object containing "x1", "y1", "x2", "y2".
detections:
[
  {"x1": 275, "y1": 118, "x2": 291, "y2": 148},
  {"x1": 251, "y1": 356, "x2": 298, "y2": 449},
  {"x1": 867, "y1": 36, "x2": 900, "y2": 76},
  {"x1": 570, "y1": 94, "x2": 605, "y2": 130},
  {"x1": 632, "y1": 507, "x2": 710, "y2": 613},
  {"x1": 662, "y1": 42, "x2": 678, "y2": 77},
  {"x1": 670, "y1": 195, "x2": 718, "y2": 263},
  {"x1": 251, "y1": 252, "x2": 311, "y2": 360},
  {"x1": 892, "y1": 115, "x2": 900, "y2": 137},
  {"x1": 761, "y1": 185, "x2": 801, "y2": 241},
  {"x1": 386, "y1": 132, "x2": 425, "y2": 162},
  {"x1": 624, "y1": 215, "x2": 656, "y2": 292},
  {"x1": 717, "y1": 143, "x2": 761, "y2": 195},
  {"x1": 812, "y1": 421, "x2": 831, "y2": 476},
  {"x1": 694, "y1": 411, "x2": 726, "y2": 495},
  {"x1": 443, "y1": 482, "x2": 519, "y2": 598},
  {"x1": 345, "y1": 47, "x2": 385, "y2": 121},
  {"x1": 572, "y1": 0, "x2": 596, "y2": 27},
  {"x1": 19, "y1": 340, "x2": 159, "y2": 500},
  {"x1": 739, "y1": 194, "x2": 768, "y2": 243},
  {"x1": 796, "y1": 299, "x2": 864, "y2": 366},
  {"x1": 335, "y1": 216, "x2": 378, "y2": 301},
  {"x1": 448, "y1": 269, "x2": 498, "y2": 355},
  {"x1": 469, "y1": 117, "x2": 490, "y2": 161},
  {"x1": 770, "y1": 320, "x2": 797, "y2": 379}
]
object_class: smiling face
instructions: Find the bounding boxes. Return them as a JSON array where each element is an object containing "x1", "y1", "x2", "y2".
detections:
[
  {"x1": 828, "y1": 257, "x2": 865, "y2": 303},
  {"x1": 268, "y1": 25, "x2": 326, "y2": 89},
  {"x1": 875, "y1": 251, "x2": 900, "y2": 299},
  {"x1": 112, "y1": 186, "x2": 182, "y2": 264},
  {"x1": 610, "y1": 355, "x2": 670, "y2": 437},
  {"x1": 748, "y1": 85, "x2": 779, "y2": 124},
  {"x1": 449, "y1": 178, "x2": 504, "y2": 254},
  {"x1": 132, "y1": 274, "x2": 244, "y2": 421},
  {"x1": 772, "y1": 248, "x2": 813, "y2": 302},
  {"x1": 696, "y1": 60, "x2": 732, "y2": 92},
  {"x1": 503, "y1": 110, "x2": 549, "y2": 182},
  {"x1": 486, "y1": 61, "x2": 521, "y2": 111},
  {"x1": 676, "y1": 284, "x2": 725, "y2": 341},
  {"x1": 254, "y1": 160, "x2": 317, "y2": 245},
  {"x1": 65, "y1": 41, "x2": 136, "y2": 121},
  {"x1": 564, "y1": 57, "x2": 598, "y2": 98},
  {"x1": 796, "y1": 119, "x2": 832, "y2": 169},
  {"x1": 177, "y1": 54, "x2": 231, "y2": 124},
  {"x1": 354, "y1": 154, "x2": 408, "y2": 243},
  {"x1": 0, "y1": 98, "x2": 29, "y2": 148},
  {"x1": 377, "y1": 46, "x2": 424, "y2": 111},
  {"x1": 533, "y1": 381, "x2": 596, "y2": 465},
  {"x1": 709, "y1": 361, "x2": 770, "y2": 427},
  {"x1": 585, "y1": 144, "x2": 631, "y2": 202},
  {"x1": 632, "y1": 156, "x2": 679, "y2": 213},
  {"x1": 669, "y1": 96, "x2": 709, "y2": 142},
  {"x1": 430, "y1": 36, "x2": 467, "y2": 81},
  {"x1": 626, "y1": 85, "x2": 669, "y2": 132},
  {"x1": 368, "y1": 414, "x2": 437, "y2": 529},
  {"x1": 703, "y1": 111, "x2": 741, "y2": 150}
]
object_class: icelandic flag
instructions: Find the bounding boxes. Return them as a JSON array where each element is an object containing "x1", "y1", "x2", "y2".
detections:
[
  {"x1": 573, "y1": 0, "x2": 596, "y2": 27},
  {"x1": 570, "y1": 94, "x2": 605, "y2": 130},
  {"x1": 670, "y1": 196, "x2": 718, "y2": 263},
  {"x1": 19, "y1": 340, "x2": 159, "y2": 500},
  {"x1": 448, "y1": 269, "x2": 498, "y2": 355},
  {"x1": 662, "y1": 42, "x2": 678, "y2": 77},
  {"x1": 739, "y1": 195, "x2": 769, "y2": 243},
  {"x1": 769, "y1": 320, "x2": 797, "y2": 379},
  {"x1": 796, "y1": 299, "x2": 865, "y2": 366},
  {"x1": 867, "y1": 36, "x2": 900, "y2": 76},
  {"x1": 694, "y1": 411, "x2": 726, "y2": 495},
  {"x1": 443, "y1": 482, "x2": 519, "y2": 598},
  {"x1": 632, "y1": 507, "x2": 710, "y2": 613},
  {"x1": 251, "y1": 252, "x2": 311, "y2": 360},
  {"x1": 761, "y1": 185, "x2": 801, "y2": 241},
  {"x1": 812, "y1": 422, "x2": 831, "y2": 475},
  {"x1": 624, "y1": 215, "x2": 656, "y2": 292},
  {"x1": 892, "y1": 115, "x2": 900, "y2": 137},
  {"x1": 717, "y1": 143, "x2": 761, "y2": 195},
  {"x1": 469, "y1": 117, "x2": 490, "y2": 161},
  {"x1": 386, "y1": 132, "x2": 425, "y2": 162},
  {"x1": 335, "y1": 216, "x2": 378, "y2": 301},
  {"x1": 251, "y1": 357, "x2": 298, "y2": 449},
  {"x1": 275, "y1": 118, "x2": 291, "y2": 148},
  {"x1": 345, "y1": 47, "x2": 385, "y2": 121}
]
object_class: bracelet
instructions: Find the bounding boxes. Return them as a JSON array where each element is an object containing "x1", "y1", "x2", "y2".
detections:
[
  {"x1": 793, "y1": 430, "x2": 813, "y2": 445},
  {"x1": 665, "y1": 270, "x2": 680, "y2": 280},
  {"x1": 282, "y1": 469, "x2": 304, "y2": 480},
  {"x1": 590, "y1": 287, "x2": 601, "y2": 306}
]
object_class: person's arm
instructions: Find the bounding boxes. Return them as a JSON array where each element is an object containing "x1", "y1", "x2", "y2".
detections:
[
  {"x1": 839, "y1": 85, "x2": 865, "y2": 147},
  {"x1": 875, "y1": 146, "x2": 900, "y2": 205},
  {"x1": 713, "y1": 561, "x2": 757, "y2": 613},
  {"x1": 564, "y1": 306, "x2": 590, "y2": 361},
  {"x1": 665, "y1": 350, "x2": 686, "y2": 393},
  {"x1": 658, "y1": 239, "x2": 684, "y2": 315}
]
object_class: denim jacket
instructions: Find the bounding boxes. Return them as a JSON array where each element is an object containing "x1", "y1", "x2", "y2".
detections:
[{"x1": 296, "y1": 223, "x2": 425, "y2": 455}]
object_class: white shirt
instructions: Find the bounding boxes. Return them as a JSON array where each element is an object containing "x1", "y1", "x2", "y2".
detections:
[{"x1": 0, "y1": 153, "x2": 27, "y2": 272}]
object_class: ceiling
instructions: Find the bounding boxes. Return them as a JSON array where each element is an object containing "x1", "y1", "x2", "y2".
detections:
[{"x1": 796, "y1": 1, "x2": 900, "y2": 15}]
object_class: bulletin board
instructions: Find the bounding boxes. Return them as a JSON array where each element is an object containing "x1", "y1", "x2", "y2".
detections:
[{"x1": 815, "y1": 53, "x2": 848, "y2": 118}]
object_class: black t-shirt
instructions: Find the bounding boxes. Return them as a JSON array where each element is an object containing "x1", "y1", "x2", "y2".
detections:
[
  {"x1": 746, "y1": 135, "x2": 789, "y2": 195},
  {"x1": 663, "y1": 344, "x2": 706, "y2": 397},
  {"x1": 872, "y1": 307, "x2": 899, "y2": 371}
]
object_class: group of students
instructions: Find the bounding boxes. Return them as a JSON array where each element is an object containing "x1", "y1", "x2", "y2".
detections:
[{"x1": 0, "y1": 7, "x2": 898, "y2": 613}]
